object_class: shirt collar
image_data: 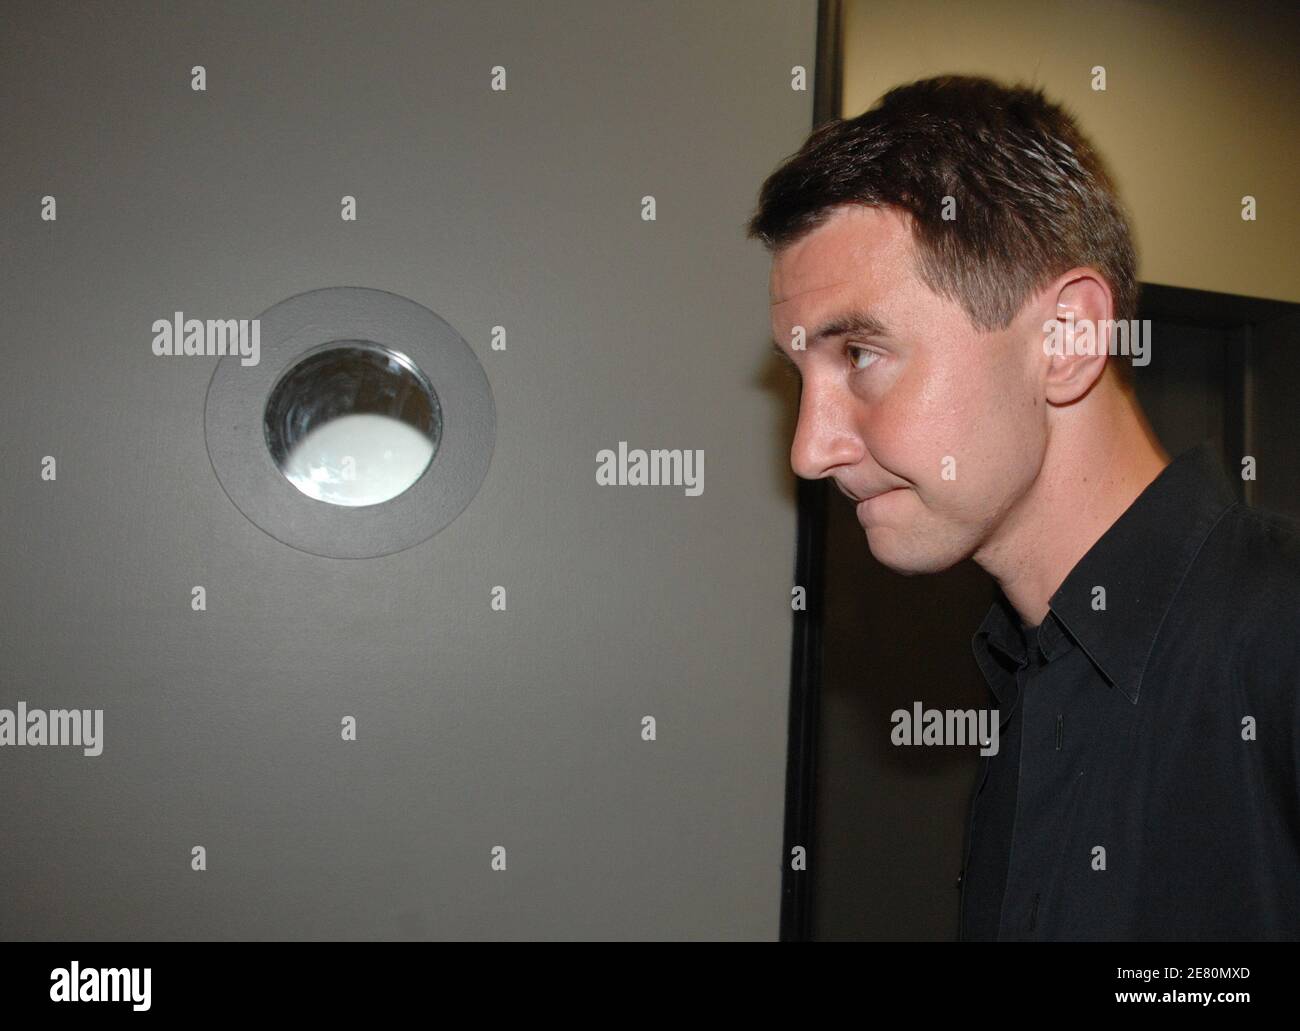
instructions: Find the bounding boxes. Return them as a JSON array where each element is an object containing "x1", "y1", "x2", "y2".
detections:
[
  {"x1": 971, "y1": 594, "x2": 1073, "y2": 714},
  {"x1": 976, "y1": 598, "x2": 1071, "y2": 668},
  {"x1": 973, "y1": 442, "x2": 1237, "y2": 706}
]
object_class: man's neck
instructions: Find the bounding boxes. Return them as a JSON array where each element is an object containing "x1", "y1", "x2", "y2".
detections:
[{"x1": 973, "y1": 384, "x2": 1170, "y2": 627}]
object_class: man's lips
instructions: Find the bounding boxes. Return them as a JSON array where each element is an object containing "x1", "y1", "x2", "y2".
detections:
[
  {"x1": 858, "y1": 488, "x2": 905, "y2": 503},
  {"x1": 854, "y1": 487, "x2": 908, "y2": 522},
  {"x1": 835, "y1": 482, "x2": 904, "y2": 503}
]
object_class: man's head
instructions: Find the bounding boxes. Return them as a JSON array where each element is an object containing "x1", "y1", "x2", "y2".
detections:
[{"x1": 749, "y1": 75, "x2": 1141, "y2": 575}]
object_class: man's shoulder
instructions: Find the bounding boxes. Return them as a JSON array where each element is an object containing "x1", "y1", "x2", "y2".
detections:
[
  {"x1": 1191, "y1": 501, "x2": 1300, "y2": 686},
  {"x1": 1205, "y1": 501, "x2": 1300, "y2": 600}
]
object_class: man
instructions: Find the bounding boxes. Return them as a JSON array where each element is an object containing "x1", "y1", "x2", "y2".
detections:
[{"x1": 748, "y1": 75, "x2": 1300, "y2": 940}]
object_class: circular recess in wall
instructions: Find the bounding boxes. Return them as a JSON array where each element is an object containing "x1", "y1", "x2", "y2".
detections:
[
  {"x1": 205, "y1": 287, "x2": 495, "y2": 558},
  {"x1": 263, "y1": 340, "x2": 443, "y2": 508}
]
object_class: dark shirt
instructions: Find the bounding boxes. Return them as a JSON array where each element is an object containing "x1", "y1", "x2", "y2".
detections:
[{"x1": 959, "y1": 442, "x2": 1300, "y2": 940}]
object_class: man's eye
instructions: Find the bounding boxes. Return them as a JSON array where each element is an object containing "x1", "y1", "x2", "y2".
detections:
[{"x1": 847, "y1": 344, "x2": 880, "y2": 371}]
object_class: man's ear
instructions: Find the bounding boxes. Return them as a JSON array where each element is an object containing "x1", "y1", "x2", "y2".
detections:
[{"x1": 1041, "y1": 272, "x2": 1114, "y2": 405}]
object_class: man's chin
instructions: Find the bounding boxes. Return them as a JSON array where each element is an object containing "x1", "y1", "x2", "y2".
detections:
[{"x1": 864, "y1": 531, "x2": 961, "y2": 576}]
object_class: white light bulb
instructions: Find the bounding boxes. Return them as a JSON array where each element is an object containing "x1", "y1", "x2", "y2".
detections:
[{"x1": 281, "y1": 412, "x2": 434, "y2": 506}]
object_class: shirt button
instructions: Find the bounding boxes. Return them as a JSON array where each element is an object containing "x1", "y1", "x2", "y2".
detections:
[{"x1": 956, "y1": 869, "x2": 964, "y2": 889}]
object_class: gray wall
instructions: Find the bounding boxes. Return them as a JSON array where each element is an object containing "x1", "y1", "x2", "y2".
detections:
[{"x1": 0, "y1": 0, "x2": 814, "y2": 940}]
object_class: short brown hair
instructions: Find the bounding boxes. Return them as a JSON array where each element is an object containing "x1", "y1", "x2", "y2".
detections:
[{"x1": 747, "y1": 75, "x2": 1139, "y2": 342}]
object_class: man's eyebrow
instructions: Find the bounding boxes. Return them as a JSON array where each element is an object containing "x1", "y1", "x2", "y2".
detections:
[
  {"x1": 770, "y1": 308, "x2": 890, "y2": 363},
  {"x1": 808, "y1": 308, "x2": 890, "y2": 344}
]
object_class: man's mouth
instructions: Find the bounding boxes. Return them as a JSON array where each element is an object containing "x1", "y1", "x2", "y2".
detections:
[
  {"x1": 856, "y1": 488, "x2": 907, "y2": 518},
  {"x1": 836, "y1": 481, "x2": 903, "y2": 504}
]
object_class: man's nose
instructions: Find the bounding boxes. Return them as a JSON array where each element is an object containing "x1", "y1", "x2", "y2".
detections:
[{"x1": 789, "y1": 386, "x2": 863, "y2": 481}]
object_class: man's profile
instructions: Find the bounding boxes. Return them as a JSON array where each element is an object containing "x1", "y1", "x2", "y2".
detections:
[{"x1": 748, "y1": 75, "x2": 1300, "y2": 940}]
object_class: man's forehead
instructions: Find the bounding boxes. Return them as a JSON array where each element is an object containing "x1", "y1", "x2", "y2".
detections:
[
  {"x1": 769, "y1": 276, "x2": 856, "y2": 311},
  {"x1": 768, "y1": 205, "x2": 910, "y2": 311}
]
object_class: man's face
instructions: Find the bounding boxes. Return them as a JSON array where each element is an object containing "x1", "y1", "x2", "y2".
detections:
[{"x1": 769, "y1": 204, "x2": 1048, "y2": 574}]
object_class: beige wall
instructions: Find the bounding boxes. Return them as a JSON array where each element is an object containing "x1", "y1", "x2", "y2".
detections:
[{"x1": 843, "y1": 0, "x2": 1300, "y2": 304}]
